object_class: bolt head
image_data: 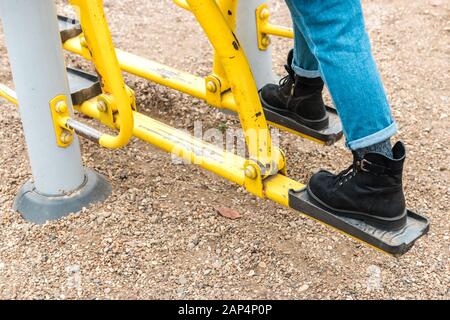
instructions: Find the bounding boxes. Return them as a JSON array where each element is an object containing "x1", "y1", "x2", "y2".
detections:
[
  {"x1": 55, "y1": 101, "x2": 68, "y2": 114},
  {"x1": 60, "y1": 130, "x2": 73, "y2": 144},
  {"x1": 261, "y1": 35, "x2": 271, "y2": 47},
  {"x1": 245, "y1": 166, "x2": 257, "y2": 179},
  {"x1": 80, "y1": 35, "x2": 88, "y2": 48},
  {"x1": 97, "y1": 100, "x2": 108, "y2": 112},
  {"x1": 260, "y1": 8, "x2": 270, "y2": 20},
  {"x1": 206, "y1": 81, "x2": 217, "y2": 93}
]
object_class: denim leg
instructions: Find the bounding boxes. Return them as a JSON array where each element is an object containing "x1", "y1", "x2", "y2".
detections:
[
  {"x1": 284, "y1": 0, "x2": 397, "y2": 150},
  {"x1": 289, "y1": 14, "x2": 321, "y2": 78}
]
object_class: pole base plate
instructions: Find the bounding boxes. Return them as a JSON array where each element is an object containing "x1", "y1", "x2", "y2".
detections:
[{"x1": 13, "y1": 169, "x2": 111, "y2": 224}]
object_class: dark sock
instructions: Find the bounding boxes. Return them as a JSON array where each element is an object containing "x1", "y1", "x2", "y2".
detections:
[{"x1": 355, "y1": 139, "x2": 393, "y2": 159}]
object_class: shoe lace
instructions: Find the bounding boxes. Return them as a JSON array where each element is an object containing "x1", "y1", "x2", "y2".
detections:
[
  {"x1": 337, "y1": 160, "x2": 359, "y2": 186},
  {"x1": 278, "y1": 64, "x2": 296, "y2": 90}
]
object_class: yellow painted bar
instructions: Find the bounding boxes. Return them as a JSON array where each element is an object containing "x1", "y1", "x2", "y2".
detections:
[
  {"x1": 264, "y1": 174, "x2": 304, "y2": 207},
  {"x1": 173, "y1": 0, "x2": 190, "y2": 11},
  {"x1": 64, "y1": 37, "x2": 208, "y2": 104},
  {"x1": 174, "y1": 0, "x2": 294, "y2": 42},
  {"x1": 134, "y1": 112, "x2": 247, "y2": 185},
  {"x1": 186, "y1": 0, "x2": 277, "y2": 175},
  {"x1": 212, "y1": 0, "x2": 237, "y2": 90},
  {"x1": 262, "y1": 23, "x2": 294, "y2": 39},
  {"x1": 0, "y1": 84, "x2": 18, "y2": 105},
  {"x1": 69, "y1": 0, "x2": 134, "y2": 149}
]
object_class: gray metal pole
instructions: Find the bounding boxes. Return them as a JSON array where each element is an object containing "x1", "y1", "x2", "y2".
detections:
[
  {"x1": 0, "y1": 0, "x2": 84, "y2": 195},
  {"x1": 236, "y1": 0, "x2": 277, "y2": 90},
  {"x1": 0, "y1": 0, "x2": 110, "y2": 223}
]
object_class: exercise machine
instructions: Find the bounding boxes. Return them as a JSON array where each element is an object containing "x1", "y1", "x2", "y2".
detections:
[{"x1": 0, "y1": 0, "x2": 429, "y2": 256}]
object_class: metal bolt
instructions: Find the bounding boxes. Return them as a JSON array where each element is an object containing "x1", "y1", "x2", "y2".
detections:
[
  {"x1": 206, "y1": 81, "x2": 217, "y2": 93},
  {"x1": 261, "y1": 35, "x2": 271, "y2": 47},
  {"x1": 60, "y1": 130, "x2": 73, "y2": 145},
  {"x1": 97, "y1": 100, "x2": 108, "y2": 112},
  {"x1": 55, "y1": 101, "x2": 68, "y2": 114},
  {"x1": 260, "y1": 8, "x2": 270, "y2": 20},
  {"x1": 80, "y1": 35, "x2": 88, "y2": 48},
  {"x1": 245, "y1": 165, "x2": 257, "y2": 179}
]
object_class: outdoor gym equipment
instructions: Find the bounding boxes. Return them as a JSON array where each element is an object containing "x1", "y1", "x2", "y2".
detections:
[{"x1": 0, "y1": 0, "x2": 429, "y2": 256}]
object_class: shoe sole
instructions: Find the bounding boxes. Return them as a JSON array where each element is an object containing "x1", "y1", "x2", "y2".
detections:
[
  {"x1": 307, "y1": 185, "x2": 408, "y2": 231},
  {"x1": 260, "y1": 93, "x2": 330, "y2": 131}
]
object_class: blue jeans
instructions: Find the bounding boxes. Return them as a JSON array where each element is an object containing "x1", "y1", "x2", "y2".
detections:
[{"x1": 284, "y1": 0, "x2": 397, "y2": 150}]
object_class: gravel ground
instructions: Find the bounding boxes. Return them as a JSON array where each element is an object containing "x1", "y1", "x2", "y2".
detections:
[{"x1": 0, "y1": 0, "x2": 449, "y2": 300}]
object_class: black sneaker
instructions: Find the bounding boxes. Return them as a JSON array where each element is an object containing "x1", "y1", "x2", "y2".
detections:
[
  {"x1": 260, "y1": 49, "x2": 329, "y2": 130},
  {"x1": 307, "y1": 141, "x2": 408, "y2": 230}
]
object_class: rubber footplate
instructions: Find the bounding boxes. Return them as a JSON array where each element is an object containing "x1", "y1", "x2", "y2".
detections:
[
  {"x1": 289, "y1": 187, "x2": 429, "y2": 256},
  {"x1": 264, "y1": 105, "x2": 344, "y2": 146},
  {"x1": 57, "y1": 15, "x2": 82, "y2": 43},
  {"x1": 67, "y1": 67, "x2": 102, "y2": 106}
]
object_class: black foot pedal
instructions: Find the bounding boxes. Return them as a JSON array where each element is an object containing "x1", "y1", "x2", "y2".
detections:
[
  {"x1": 57, "y1": 15, "x2": 81, "y2": 43},
  {"x1": 264, "y1": 106, "x2": 343, "y2": 146},
  {"x1": 58, "y1": 16, "x2": 102, "y2": 106},
  {"x1": 289, "y1": 188, "x2": 429, "y2": 256},
  {"x1": 67, "y1": 68, "x2": 102, "y2": 106}
]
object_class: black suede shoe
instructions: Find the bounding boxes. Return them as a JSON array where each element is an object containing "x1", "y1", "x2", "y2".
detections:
[
  {"x1": 260, "y1": 49, "x2": 329, "y2": 130},
  {"x1": 307, "y1": 141, "x2": 408, "y2": 230}
]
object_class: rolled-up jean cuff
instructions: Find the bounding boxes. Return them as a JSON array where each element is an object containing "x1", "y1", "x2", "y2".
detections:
[
  {"x1": 291, "y1": 63, "x2": 321, "y2": 78},
  {"x1": 347, "y1": 122, "x2": 398, "y2": 150}
]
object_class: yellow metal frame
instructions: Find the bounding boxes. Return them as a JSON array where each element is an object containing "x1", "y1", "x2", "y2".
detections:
[
  {"x1": 211, "y1": 0, "x2": 237, "y2": 92},
  {"x1": 0, "y1": 0, "x2": 309, "y2": 194},
  {"x1": 61, "y1": 3, "x2": 317, "y2": 143},
  {"x1": 256, "y1": 4, "x2": 294, "y2": 51},
  {"x1": 173, "y1": 0, "x2": 190, "y2": 11},
  {"x1": 49, "y1": 95, "x2": 74, "y2": 148},
  {"x1": 187, "y1": 0, "x2": 278, "y2": 176},
  {"x1": 69, "y1": 0, "x2": 134, "y2": 149},
  {"x1": 0, "y1": 0, "x2": 303, "y2": 204},
  {"x1": 0, "y1": 0, "x2": 307, "y2": 203},
  {"x1": 66, "y1": 0, "x2": 291, "y2": 177}
]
